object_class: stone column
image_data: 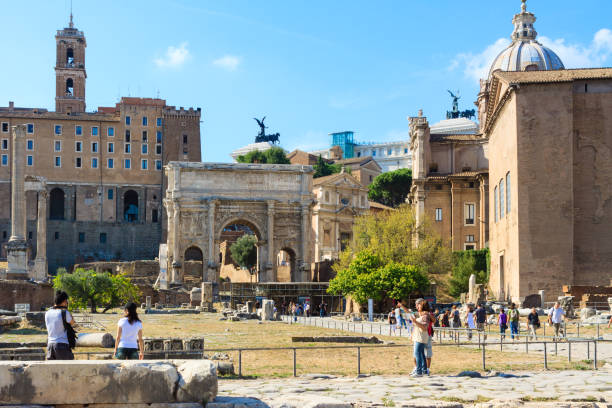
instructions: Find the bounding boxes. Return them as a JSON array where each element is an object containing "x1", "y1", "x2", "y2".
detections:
[
  {"x1": 299, "y1": 203, "x2": 310, "y2": 282},
  {"x1": 170, "y1": 198, "x2": 182, "y2": 284},
  {"x1": 206, "y1": 200, "x2": 217, "y2": 282},
  {"x1": 32, "y1": 190, "x2": 48, "y2": 281},
  {"x1": 266, "y1": 200, "x2": 275, "y2": 280},
  {"x1": 7, "y1": 125, "x2": 28, "y2": 280}
]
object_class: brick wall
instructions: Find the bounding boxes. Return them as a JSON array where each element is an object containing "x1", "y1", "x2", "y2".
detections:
[{"x1": 0, "y1": 281, "x2": 54, "y2": 311}]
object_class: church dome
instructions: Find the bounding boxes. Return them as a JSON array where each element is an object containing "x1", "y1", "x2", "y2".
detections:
[{"x1": 489, "y1": 0, "x2": 564, "y2": 77}]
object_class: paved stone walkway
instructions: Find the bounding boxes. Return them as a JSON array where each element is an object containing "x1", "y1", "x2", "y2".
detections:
[{"x1": 210, "y1": 368, "x2": 612, "y2": 408}]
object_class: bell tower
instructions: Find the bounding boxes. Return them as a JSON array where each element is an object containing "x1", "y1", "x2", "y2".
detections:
[{"x1": 55, "y1": 13, "x2": 86, "y2": 113}]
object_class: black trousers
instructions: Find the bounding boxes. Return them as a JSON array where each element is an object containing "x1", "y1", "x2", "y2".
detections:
[{"x1": 46, "y1": 342, "x2": 74, "y2": 360}]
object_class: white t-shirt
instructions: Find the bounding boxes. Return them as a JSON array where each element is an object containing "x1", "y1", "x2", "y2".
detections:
[
  {"x1": 394, "y1": 307, "x2": 401, "y2": 319},
  {"x1": 118, "y1": 317, "x2": 143, "y2": 349},
  {"x1": 45, "y1": 308, "x2": 72, "y2": 345},
  {"x1": 549, "y1": 307, "x2": 565, "y2": 324},
  {"x1": 466, "y1": 312, "x2": 476, "y2": 329}
]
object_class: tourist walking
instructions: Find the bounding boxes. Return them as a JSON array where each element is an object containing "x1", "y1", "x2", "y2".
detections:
[
  {"x1": 548, "y1": 302, "x2": 565, "y2": 338},
  {"x1": 441, "y1": 310, "x2": 450, "y2": 328},
  {"x1": 388, "y1": 310, "x2": 397, "y2": 333},
  {"x1": 475, "y1": 304, "x2": 487, "y2": 339},
  {"x1": 407, "y1": 300, "x2": 430, "y2": 376},
  {"x1": 114, "y1": 302, "x2": 144, "y2": 360},
  {"x1": 451, "y1": 305, "x2": 461, "y2": 329},
  {"x1": 433, "y1": 308, "x2": 441, "y2": 328},
  {"x1": 465, "y1": 306, "x2": 476, "y2": 340},
  {"x1": 45, "y1": 291, "x2": 77, "y2": 360},
  {"x1": 319, "y1": 301, "x2": 327, "y2": 317},
  {"x1": 527, "y1": 307, "x2": 540, "y2": 340},
  {"x1": 508, "y1": 303, "x2": 520, "y2": 340},
  {"x1": 498, "y1": 308, "x2": 508, "y2": 340},
  {"x1": 394, "y1": 303, "x2": 407, "y2": 330},
  {"x1": 305, "y1": 302, "x2": 311, "y2": 317},
  {"x1": 291, "y1": 302, "x2": 297, "y2": 322}
]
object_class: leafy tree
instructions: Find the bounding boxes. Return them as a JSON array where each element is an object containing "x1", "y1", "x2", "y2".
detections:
[
  {"x1": 334, "y1": 204, "x2": 451, "y2": 277},
  {"x1": 368, "y1": 168, "x2": 412, "y2": 207},
  {"x1": 230, "y1": 234, "x2": 258, "y2": 270},
  {"x1": 449, "y1": 249, "x2": 490, "y2": 298},
  {"x1": 313, "y1": 155, "x2": 344, "y2": 178},
  {"x1": 237, "y1": 147, "x2": 290, "y2": 164},
  {"x1": 53, "y1": 268, "x2": 140, "y2": 313},
  {"x1": 328, "y1": 251, "x2": 429, "y2": 304}
]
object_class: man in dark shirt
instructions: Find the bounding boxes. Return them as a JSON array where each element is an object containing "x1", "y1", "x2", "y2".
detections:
[{"x1": 475, "y1": 304, "x2": 487, "y2": 339}]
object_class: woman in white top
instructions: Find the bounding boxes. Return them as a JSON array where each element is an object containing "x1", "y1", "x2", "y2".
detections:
[
  {"x1": 114, "y1": 302, "x2": 144, "y2": 360},
  {"x1": 465, "y1": 305, "x2": 476, "y2": 340}
]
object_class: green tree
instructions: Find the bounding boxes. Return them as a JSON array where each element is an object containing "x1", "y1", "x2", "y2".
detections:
[
  {"x1": 328, "y1": 251, "x2": 429, "y2": 304},
  {"x1": 313, "y1": 155, "x2": 343, "y2": 178},
  {"x1": 237, "y1": 147, "x2": 290, "y2": 164},
  {"x1": 368, "y1": 168, "x2": 412, "y2": 207},
  {"x1": 230, "y1": 234, "x2": 258, "y2": 270},
  {"x1": 53, "y1": 268, "x2": 140, "y2": 313},
  {"x1": 449, "y1": 249, "x2": 490, "y2": 298}
]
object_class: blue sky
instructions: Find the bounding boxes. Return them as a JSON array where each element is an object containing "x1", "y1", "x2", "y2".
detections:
[{"x1": 1, "y1": 0, "x2": 611, "y2": 162}]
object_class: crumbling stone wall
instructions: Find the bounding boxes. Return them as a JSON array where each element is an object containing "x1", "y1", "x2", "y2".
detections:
[{"x1": 0, "y1": 280, "x2": 53, "y2": 311}]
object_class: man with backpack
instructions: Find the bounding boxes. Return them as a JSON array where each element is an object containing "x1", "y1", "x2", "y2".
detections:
[
  {"x1": 45, "y1": 291, "x2": 77, "y2": 360},
  {"x1": 508, "y1": 303, "x2": 520, "y2": 340}
]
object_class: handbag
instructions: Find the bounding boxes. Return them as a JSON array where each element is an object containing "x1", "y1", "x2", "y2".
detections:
[{"x1": 61, "y1": 309, "x2": 78, "y2": 349}]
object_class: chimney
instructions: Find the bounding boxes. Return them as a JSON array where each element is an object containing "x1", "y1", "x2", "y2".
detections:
[{"x1": 8, "y1": 101, "x2": 14, "y2": 112}]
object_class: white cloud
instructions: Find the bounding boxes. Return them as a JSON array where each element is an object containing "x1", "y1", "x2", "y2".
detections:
[
  {"x1": 212, "y1": 55, "x2": 241, "y2": 71},
  {"x1": 452, "y1": 29, "x2": 612, "y2": 83},
  {"x1": 154, "y1": 43, "x2": 191, "y2": 69}
]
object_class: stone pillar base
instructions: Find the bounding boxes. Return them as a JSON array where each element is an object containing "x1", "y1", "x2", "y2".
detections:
[
  {"x1": 29, "y1": 258, "x2": 47, "y2": 281},
  {"x1": 6, "y1": 240, "x2": 28, "y2": 280}
]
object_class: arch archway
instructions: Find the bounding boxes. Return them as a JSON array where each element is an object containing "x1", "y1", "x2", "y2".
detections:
[
  {"x1": 277, "y1": 247, "x2": 296, "y2": 282},
  {"x1": 49, "y1": 188, "x2": 65, "y2": 220},
  {"x1": 185, "y1": 246, "x2": 203, "y2": 261},
  {"x1": 123, "y1": 190, "x2": 138, "y2": 222},
  {"x1": 66, "y1": 48, "x2": 74, "y2": 65},
  {"x1": 218, "y1": 219, "x2": 262, "y2": 283},
  {"x1": 65, "y1": 78, "x2": 74, "y2": 95},
  {"x1": 184, "y1": 245, "x2": 204, "y2": 283}
]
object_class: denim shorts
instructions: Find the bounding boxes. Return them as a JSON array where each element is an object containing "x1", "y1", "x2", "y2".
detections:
[{"x1": 115, "y1": 347, "x2": 139, "y2": 360}]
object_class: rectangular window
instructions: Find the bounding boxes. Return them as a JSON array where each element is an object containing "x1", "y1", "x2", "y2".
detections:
[
  {"x1": 125, "y1": 130, "x2": 131, "y2": 142},
  {"x1": 91, "y1": 142, "x2": 98, "y2": 153},
  {"x1": 54, "y1": 125, "x2": 62, "y2": 135},
  {"x1": 141, "y1": 144, "x2": 148, "y2": 154},
  {"x1": 125, "y1": 143, "x2": 131, "y2": 153},
  {"x1": 156, "y1": 131, "x2": 162, "y2": 143},
  {"x1": 466, "y1": 235, "x2": 475, "y2": 242},
  {"x1": 27, "y1": 124, "x2": 34, "y2": 134},
  {"x1": 75, "y1": 157, "x2": 82, "y2": 168},
  {"x1": 494, "y1": 186, "x2": 498, "y2": 222},
  {"x1": 1, "y1": 139, "x2": 7, "y2": 150},
  {"x1": 75, "y1": 125, "x2": 82, "y2": 136},
  {"x1": 142, "y1": 130, "x2": 147, "y2": 141},
  {"x1": 78, "y1": 232, "x2": 85, "y2": 243},
  {"x1": 465, "y1": 244, "x2": 475, "y2": 251},
  {"x1": 54, "y1": 156, "x2": 61, "y2": 167},
  {"x1": 1, "y1": 154, "x2": 7, "y2": 166},
  {"x1": 142, "y1": 116, "x2": 148, "y2": 126},
  {"x1": 54, "y1": 141, "x2": 61, "y2": 152},
  {"x1": 155, "y1": 159, "x2": 162, "y2": 170},
  {"x1": 152, "y1": 209, "x2": 159, "y2": 223},
  {"x1": 156, "y1": 144, "x2": 162, "y2": 155},
  {"x1": 125, "y1": 116, "x2": 131, "y2": 125},
  {"x1": 26, "y1": 155, "x2": 33, "y2": 166},
  {"x1": 506, "y1": 172, "x2": 511, "y2": 214},
  {"x1": 108, "y1": 189, "x2": 113, "y2": 200},
  {"x1": 91, "y1": 126, "x2": 99, "y2": 136},
  {"x1": 435, "y1": 208, "x2": 442, "y2": 221},
  {"x1": 465, "y1": 203, "x2": 475, "y2": 225},
  {"x1": 499, "y1": 179, "x2": 505, "y2": 219},
  {"x1": 99, "y1": 233, "x2": 107, "y2": 244},
  {"x1": 183, "y1": 134, "x2": 188, "y2": 144},
  {"x1": 107, "y1": 158, "x2": 114, "y2": 169},
  {"x1": 54, "y1": 231, "x2": 60, "y2": 240},
  {"x1": 108, "y1": 142, "x2": 114, "y2": 153},
  {"x1": 141, "y1": 159, "x2": 148, "y2": 170},
  {"x1": 26, "y1": 140, "x2": 33, "y2": 151},
  {"x1": 75, "y1": 141, "x2": 82, "y2": 152},
  {"x1": 1, "y1": 122, "x2": 8, "y2": 132},
  {"x1": 124, "y1": 158, "x2": 131, "y2": 169},
  {"x1": 108, "y1": 127, "x2": 114, "y2": 137},
  {"x1": 92, "y1": 157, "x2": 98, "y2": 169},
  {"x1": 156, "y1": 117, "x2": 162, "y2": 127},
  {"x1": 387, "y1": 149, "x2": 392, "y2": 155}
]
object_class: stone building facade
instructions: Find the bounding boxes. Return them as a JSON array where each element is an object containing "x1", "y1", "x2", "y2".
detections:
[
  {"x1": 0, "y1": 17, "x2": 201, "y2": 274},
  {"x1": 409, "y1": 114, "x2": 489, "y2": 251},
  {"x1": 163, "y1": 162, "x2": 314, "y2": 284},
  {"x1": 311, "y1": 172, "x2": 370, "y2": 262}
]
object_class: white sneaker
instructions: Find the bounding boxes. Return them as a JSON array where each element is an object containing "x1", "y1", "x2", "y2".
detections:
[{"x1": 410, "y1": 371, "x2": 422, "y2": 377}]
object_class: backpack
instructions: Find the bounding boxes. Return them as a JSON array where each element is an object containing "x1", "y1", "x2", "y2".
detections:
[{"x1": 61, "y1": 309, "x2": 78, "y2": 349}]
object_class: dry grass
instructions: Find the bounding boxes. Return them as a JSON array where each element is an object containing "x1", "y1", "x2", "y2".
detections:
[{"x1": 1, "y1": 312, "x2": 602, "y2": 377}]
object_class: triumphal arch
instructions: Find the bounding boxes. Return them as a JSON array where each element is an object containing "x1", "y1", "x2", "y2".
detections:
[{"x1": 163, "y1": 162, "x2": 314, "y2": 284}]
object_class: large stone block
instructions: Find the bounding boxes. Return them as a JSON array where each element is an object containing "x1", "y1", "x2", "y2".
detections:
[{"x1": 0, "y1": 360, "x2": 217, "y2": 405}]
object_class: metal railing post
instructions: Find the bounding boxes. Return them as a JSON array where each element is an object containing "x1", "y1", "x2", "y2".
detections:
[
  {"x1": 544, "y1": 342, "x2": 548, "y2": 369},
  {"x1": 554, "y1": 338, "x2": 557, "y2": 356},
  {"x1": 357, "y1": 346, "x2": 361, "y2": 375},
  {"x1": 587, "y1": 341, "x2": 590, "y2": 360},
  {"x1": 525, "y1": 335, "x2": 528, "y2": 354},
  {"x1": 500, "y1": 334, "x2": 503, "y2": 351},
  {"x1": 597, "y1": 324, "x2": 600, "y2": 339},
  {"x1": 577, "y1": 323, "x2": 580, "y2": 338},
  {"x1": 238, "y1": 349, "x2": 242, "y2": 377},
  {"x1": 478, "y1": 331, "x2": 481, "y2": 350},
  {"x1": 293, "y1": 348, "x2": 297, "y2": 377},
  {"x1": 481, "y1": 341, "x2": 486, "y2": 370},
  {"x1": 568, "y1": 341, "x2": 571, "y2": 362},
  {"x1": 594, "y1": 341, "x2": 598, "y2": 370}
]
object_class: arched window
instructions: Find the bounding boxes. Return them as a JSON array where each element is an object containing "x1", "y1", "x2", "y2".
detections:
[
  {"x1": 49, "y1": 188, "x2": 65, "y2": 220},
  {"x1": 123, "y1": 190, "x2": 139, "y2": 222},
  {"x1": 277, "y1": 247, "x2": 297, "y2": 282},
  {"x1": 66, "y1": 48, "x2": 74, "y2": 66},
  {"x1": 185, "y1": 246, "x2": 203, "y2": 262},
  {"x1": 66, "y1": 78, "x2": 74, "y2": 96}
]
